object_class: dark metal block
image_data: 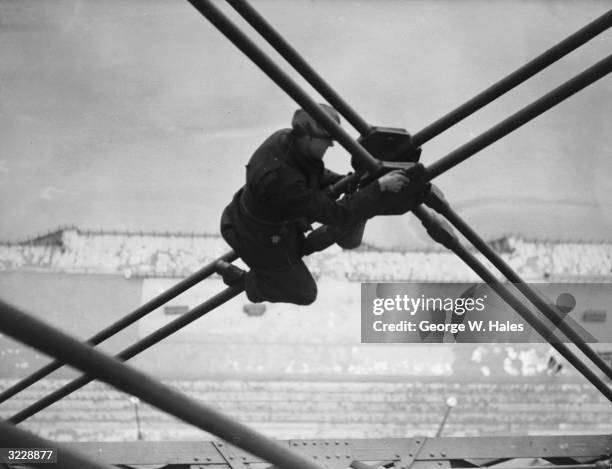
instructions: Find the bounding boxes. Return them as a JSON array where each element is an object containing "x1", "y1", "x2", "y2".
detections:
[{"x1": 353, "y1": 127, "x2": 421, "y2": 172}]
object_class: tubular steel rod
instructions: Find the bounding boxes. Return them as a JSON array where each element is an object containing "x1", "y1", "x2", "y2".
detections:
[
  {"x1": 412, "y1": 9, "x2": 612, "y2": 147},
  {"x1": 0, "y1": 250, "x2": 237, "y2": 405},
  {"x1": 225, "y1": 0, "x2": 372, "y2": 136},
  {"x1": 427, "y1": 189, "x2": 612, "y2": 381},
  {"x1": 425, "y1": 54, "x2": 612, "y2": 181},
  {"x1": 0, "y1": 299, "x2": 326, "y2": 469},
  {"x1": 412, "y1": 206, "x2": 612, "y2": 404},
  {"x1": 185, "y1": 0, "x2": 382, "y2": 174},
  {"x1": 0, "y1": 419, "x2": 116, "y2": 469},
  {"x1": 9, "y1": 284, "x2": 245, "y2": 424}
]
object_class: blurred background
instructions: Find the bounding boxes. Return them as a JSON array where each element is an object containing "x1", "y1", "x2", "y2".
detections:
[{"x1": 0, "y1": 0, "x2": 611, "y2": 442}]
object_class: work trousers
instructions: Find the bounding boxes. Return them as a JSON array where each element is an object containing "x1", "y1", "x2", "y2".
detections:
[{"x1": 223, "y1": 221, "x2": 365, "y2": 305}]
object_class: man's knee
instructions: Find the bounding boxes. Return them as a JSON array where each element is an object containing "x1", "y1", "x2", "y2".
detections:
[
  {"x1": 245, "y1": 267, "x2": 317, "y2": 305},
  {"x1": 294, "y1": 282, "x2": 317, "y2": 305},
  {"x1": 336, "y1": 235, "x2": 361, "y2": 250},
  {"x1": 246, "y1": 283, "x2": 317, "y2": 305},
  {"x1": 336, "y1": 221, "x2": 366, "y2": 250}
]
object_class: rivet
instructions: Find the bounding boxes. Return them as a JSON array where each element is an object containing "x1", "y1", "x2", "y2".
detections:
[
  {"x1": 440, "y1": 453, "x2": 446, "y2": 457},
  {"x1": 229, "y1": 456, "x2": 234, "y2": 460},
  {"x1": 430, "y1": 453, "x2": 435, "y2": 458},
  {"x1": 326, "y1": 456, "x2": 331, "y2": 459},
  {"x1": 335, "y1": 441, "x2": 340, "y2": 445},
  {"x1": 409, "y1": 453, "x2": 414, "y2": 457},
  {"x1": 206, "y1": 457, "x2": 212, "y2": 462},
  {"x1": 194, "y1": 457, "x2": 199, "y2": 461},
  {"x1": 396, "y1": 454, "x2": 401, "y2": 459}
]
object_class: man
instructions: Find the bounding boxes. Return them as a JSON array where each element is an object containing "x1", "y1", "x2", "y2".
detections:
[{"x1": 217, "y1": 103, "x2": 409, "y2": 305}]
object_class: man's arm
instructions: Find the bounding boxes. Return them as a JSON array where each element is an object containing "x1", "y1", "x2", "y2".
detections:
[
  {"x1": 284, "y1": 170, "x2": 409, "y2": 227},
  {"x1": 319, "y1": 169, "x2": 344, "y2": 189}
]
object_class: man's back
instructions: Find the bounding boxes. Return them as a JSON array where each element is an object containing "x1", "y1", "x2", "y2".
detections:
[{"x1": 244, "y1": 129, "x2": 325, "y2": 224}]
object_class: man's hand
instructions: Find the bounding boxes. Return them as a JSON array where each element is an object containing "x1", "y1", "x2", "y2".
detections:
[{"x1": 377, "y1": 170, "x2": 410, "y2": 193}]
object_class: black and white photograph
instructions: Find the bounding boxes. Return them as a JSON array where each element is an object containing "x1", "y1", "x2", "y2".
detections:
[{"x1": 1, "y1": 0, "x2": 611, "y2": 467}]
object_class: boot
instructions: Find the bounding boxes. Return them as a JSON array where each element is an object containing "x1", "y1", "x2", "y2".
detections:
[{"x1": 215, "y1": 260, "x2": 246, "y2": 286}]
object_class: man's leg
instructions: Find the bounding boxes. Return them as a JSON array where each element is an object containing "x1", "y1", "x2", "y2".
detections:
[
  {"x1": 215, "y1": 260, "x2": 246, "y2": 286},
  {"x1": 335, "y1": 220, "x2": 366, "y2": 250},
  {"x1": 245, "y1": 260, "x2": 317, "y2": 305},
  {"x1": 302, "y1": 221, "x2": 366, "y2": 255},
  {"x1": 221, "y1": 212, "x2": 316, "y2": 305}
]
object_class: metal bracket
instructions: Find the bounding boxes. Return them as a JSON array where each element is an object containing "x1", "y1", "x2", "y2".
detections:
[
  {"x1": 288, "y1": 439, "x2": 356, "y2": 469},
  {"x1": 213, "y1": 441, "x2": 258, "y2": 469},
  {"x1": 352, "y1": 127, "x2": 422, "y2": 172},
  {"x1": 347, "y1": 437, "x2": 428, "y2": 469},
  {"x1": 395, "y1": 437, "x2": 428, "y2": 469}
]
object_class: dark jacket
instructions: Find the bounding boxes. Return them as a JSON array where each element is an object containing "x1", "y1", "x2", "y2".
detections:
[{"x1": 221, "y1": 129, "x2": 381, "y2": 268}]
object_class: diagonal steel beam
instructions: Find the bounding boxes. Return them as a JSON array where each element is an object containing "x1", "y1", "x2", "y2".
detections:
[
  {"x1": 425, "y1": 185, "x2": 612, "y2": 381},
  {"x1": 0, "y1": 298, "x2": 326, "y2": 469},
  {"x1": 185, "y1": 0, "x2": 383, "y2": 174},
  {"x1": 9, "y1": 283, "x2": 244, "y2": 424},
  {"x1": 412, "y1": 205, "x2": 612, "y2": 404},
  {"x1": 326, "y1": 54, "x2": 612, "y2": 197},
  {"x1": 224, "y1": 1, "x2": 610, "y2": 156},
  {"x1": 225, "y1": 0, "x2": 372, "y2": 136},
  {"x1": 425, "y1": 54, "x2": 612, "y2": 180},
  {"x1": 0, "y1": 250, "x2": 237, "y2": 405},
  {"x1": 412, "y1": 9, "x2": 612, "y2": 146}
]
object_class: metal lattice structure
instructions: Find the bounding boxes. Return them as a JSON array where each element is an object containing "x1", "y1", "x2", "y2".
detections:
[
  {"x1": 27, "y1": 436, "x2": 612, "y2": 469},
  {"x1": 1, "y1": 2, "x2": 612, "y2": 468}
]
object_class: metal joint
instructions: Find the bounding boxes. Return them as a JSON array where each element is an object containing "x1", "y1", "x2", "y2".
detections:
[
  {"x1": 213, "y1": 441, "x2": 258, "y2": 469},
  {"x1": 396, "y1": 437, "x2": 428, "y2": 469},
  {"x1": 288, "y1": 439, "x2": 355, "y2": 469},
  {"x1": 353, "y1": 127, "x2": 422, "y2": 172}
]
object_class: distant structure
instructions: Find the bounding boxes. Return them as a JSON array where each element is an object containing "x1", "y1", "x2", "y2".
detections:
[{"x1": 1, "y1": 226, "x2": 611, "y2": 282}]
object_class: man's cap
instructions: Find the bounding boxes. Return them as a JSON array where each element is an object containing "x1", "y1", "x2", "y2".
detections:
[{"x1": 291, "y1": 103, "x2": 340, "y2": 140}]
